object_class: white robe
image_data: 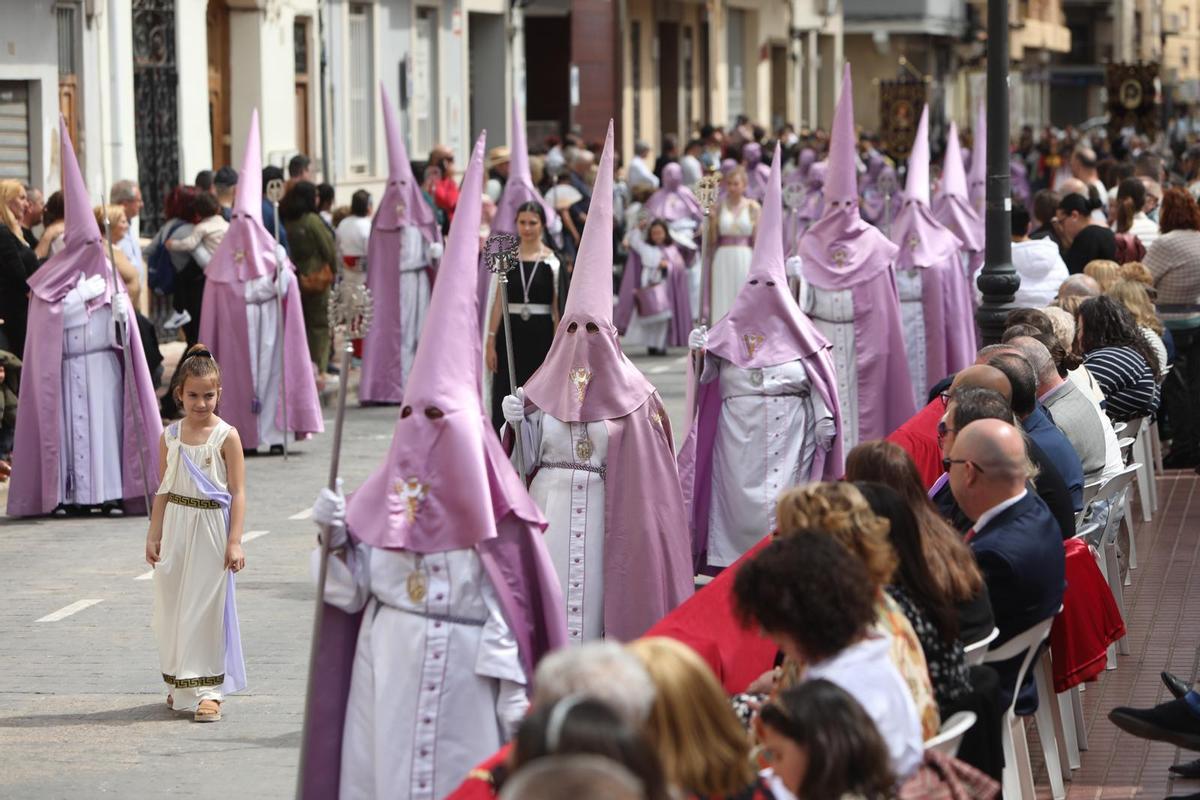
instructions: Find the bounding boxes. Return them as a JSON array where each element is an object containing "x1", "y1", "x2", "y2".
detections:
[
  {"x1": 623, "y1": 229, "x2": 672, "y2": 350},
  {"x1": 895, "y1": 269, "x2": 928, "y2": 410},
  {"x1": 518, "y1": 410, "x2": 608, "y2": 643},
  {"x1": 705, "y1": 357, "x2": 828, "y2": 567},
  {"x1": 244, "y1": 274, "x2": 288, "y2": 448},
  {"x1": 801, "y1": 280, "x2": 861, "y2": 451},
  {"x1": 398, "y1": 226, "x2": 433, "y2": 381},
  {"x1": 319, "y1": 543, "x2": 527, "y2": 800},
  {"x1": 152, "y1": 421, "x2": 235, "y2": 710},
  {"x1": 59, "y1": 289, "x2": 123, "y2": 506}
]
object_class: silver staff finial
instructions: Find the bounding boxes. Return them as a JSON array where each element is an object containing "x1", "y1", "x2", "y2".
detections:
[
  {"x1": 782, "y1": 181, "x2": 806, "y2": 212},
  {"x1": 484, "y1": 232, "x2": 520, "y2": 275},
  {"x1": 696, "y1": 174, "x2": 721, "y2": 214},
  {"x1": 328, "y1": 280, "x2": 374, "y2": 340},
  {"x1": 265, "y1": 178, "x2": 286, "y2": 204}
]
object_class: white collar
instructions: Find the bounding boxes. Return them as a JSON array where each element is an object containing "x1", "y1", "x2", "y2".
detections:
[{"x1": 973, "y1": 489, "x2": 1028, "y2": 533}]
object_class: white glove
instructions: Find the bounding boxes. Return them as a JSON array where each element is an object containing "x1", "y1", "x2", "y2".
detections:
[
  {"x1": 111, "y1": 291, "x2": 128, "y2": 324},
  {"x1": 688, "y1": 325, "x2": 708, "y2": 351},
  {"x1": 275, "y1": 243, "x2": 289, "y2": 265},
  {"x1": 76, "y1": 273, "x2": 107, "y2": 303},
  {"x1": 785, "y1": 256, "x2": 804, "y2": 280},
  {"x1": 277, "y1": 265, "x2": 293, "y2": 297},
  {"x1": 502, "y1": 388, "x2": 526, "y2": 428},
  {"x1": 427, "y1": 241, "x2": 444, "y2": 261},
  {"x1": 815, "y1": 416, "x2": 837, "y2": 451},
  {"x1": 312, "y1": 479, "x2": 348, "y2": 549}
]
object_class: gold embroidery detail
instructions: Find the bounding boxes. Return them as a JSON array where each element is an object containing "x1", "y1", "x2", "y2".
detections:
[
  {"x1": 575, "y1": 437, "x2": 593, "y2": 461},
  {"x1": 396, "y1": 201, "x2": 406, "y2": 218},
  {"x1": 649, "y1": 409, "x2": 664, "y2": 428},
  {"x1": 162, "y1": 672, "x2": 225, "y2": 688},
  {"x1": 407, "y1": 570, "x2": 428, "y2": 603},
  {"x1": 396, "y1": 478, "x2": 429, "y2": 522},
  {"x1": 167, "y1": 493, "x2": 221, "y2": 510},
  {"x1": 234, "y1": 249, "x2": 246, "y2": 263},
  {"x1": 569, "y1": 367, "x2": 592, "y2": 403},
  {"x1": 907, "y1": 235, "x2": 920, "y2": 251},
  {"x1": 743, "y1": 334, "x2": 765, "y2": 358},
  {"x1": 832, "y1": 249, "x2": 848, "y2": 266}
]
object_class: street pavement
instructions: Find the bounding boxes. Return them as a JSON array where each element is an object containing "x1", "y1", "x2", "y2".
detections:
[{"x1": 0, "y1": 349, "x2": 689, "y2": 799}]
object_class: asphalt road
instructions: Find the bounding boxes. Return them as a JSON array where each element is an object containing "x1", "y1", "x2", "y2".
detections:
[{"x1": 0, "y1": 348, "x2": 690, "y2": 799}]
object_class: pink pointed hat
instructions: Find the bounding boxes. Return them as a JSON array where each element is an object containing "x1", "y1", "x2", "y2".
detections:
[
  {"x1": 706, "y1": 144, "x2": 829, "y2": 368},
  {"x1": 375, "y1": 83, "x2": 439, "y2": 241},
  {"x1": 522, "y1": 121, "x2": 655, "y2": 422},
  {"x1": 206, "y1": 110, "x2": 282, "y2": 284},
  {"x1": 494, "y1": 96, "x2": 556, "y2": 236},
  {"x1": 824, "y1": 63, "x2": 859, "y2": 206},
  {"x1": 891, "y1": 105, "x2": 963, "y2": 268},
  {"x1": 795, "y1": 63, "x2": 900, "y2": 284},
  {"x1": 27, "y1": 115, "x2": 114, "y2": 303},
  {"x1": 932, "y1": 121, "x2": 984, "y2": 252},
  {"x1": 969, "y1": 101, "x2": 987, "y2": 212},
  {"x1": 346, "y1": 131, "x2": 543, "y2": 552}
]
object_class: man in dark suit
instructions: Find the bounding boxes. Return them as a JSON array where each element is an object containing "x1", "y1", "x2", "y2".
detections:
[{"x1": 947, "y1": 417, "x2": 1066, "y2": 708}]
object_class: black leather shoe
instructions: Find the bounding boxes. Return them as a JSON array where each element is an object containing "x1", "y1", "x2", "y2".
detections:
[
  {"x1": 1164, "y1": 671, "x2": 1192, "y2": 700},
  {"x1": 1168, "y1": 758, "x2": 1200, "y2": 779},
  {"x1": 1110, "y1": 700, "x2": 1200, "y2": 751}
]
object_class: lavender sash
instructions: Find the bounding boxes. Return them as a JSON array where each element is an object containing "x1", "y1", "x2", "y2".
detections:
[{"x1": 173, "y1": 424, "x2": 248, "y2": 695}]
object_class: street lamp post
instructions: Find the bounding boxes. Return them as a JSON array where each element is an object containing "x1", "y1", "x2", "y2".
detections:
[{"x1": 976, "y1": 0, "x2": 1020, "y2": 344}]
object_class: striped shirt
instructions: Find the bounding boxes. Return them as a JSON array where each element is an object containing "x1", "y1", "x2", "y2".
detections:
[
  {"x1": 1082, "y1": 346, "x2": 1160, "y2": 422},
  {"x1": 1145, "y1": 229, "x2": 1200, "y2": 328}
]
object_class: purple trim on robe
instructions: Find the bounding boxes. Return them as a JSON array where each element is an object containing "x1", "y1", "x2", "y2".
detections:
[
  {"x1": 197, "y1": 274, "x2": 324, "y2": 450},
  {"x1": 174, "y1": 427, "x2": 247, "y2": 697},
  {"x1": 614, "y1": 243, "x2": 692, "y2": 346},
  {"x1": 601, "y1": 395, "x2": 695, "y2": 641},
  {"x1": 359, "y1": 223, "x2": 435, "y2": 404},
  {"x1": 298, "y1": 602, "x2": 364, "y2": 800},
  {"x1": 8, "y1": 285, "x2": 162, "y2": 517}
]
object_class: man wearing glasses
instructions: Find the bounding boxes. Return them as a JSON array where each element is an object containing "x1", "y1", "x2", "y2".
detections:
[{"x1": 945, "y1": 417, "x2": 1066, "y2": 709}]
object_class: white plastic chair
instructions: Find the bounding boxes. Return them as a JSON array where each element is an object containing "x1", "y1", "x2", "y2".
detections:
[
  {"x1": 984, "y1": 615, "x2": 1060, "y2": 800},
  {"x1": 1117, "y1": 436, "x2": 1137, "y2": 465},
  {"x1": 1130, "y1": 417, "x2": 1155, "y2": 524},
  {"x1": 1087, "y1": 464, "x2": 1139, "y2": 667},
  {"x1": 963, "y1": 626, "x2": 1000, "y2": 667},
  {"x1": 925, "y1": 711, "x2": 977, "y2": 758}
]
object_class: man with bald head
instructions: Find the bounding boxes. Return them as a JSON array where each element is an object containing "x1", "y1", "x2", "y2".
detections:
[
  {"x1": 948, "y1": 418, "x2": 1066, "y2": 706},
  {"x1": 1056, "y1": 273, "x2": 1101, "y2": 302}
]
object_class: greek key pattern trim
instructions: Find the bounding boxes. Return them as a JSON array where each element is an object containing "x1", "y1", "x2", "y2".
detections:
[
  {"x1": 162, "y1": 672, "x2": 224, "y2": 688},
  {"x1": 167, "y1": 493, "x2": 221, "y2": 510}
]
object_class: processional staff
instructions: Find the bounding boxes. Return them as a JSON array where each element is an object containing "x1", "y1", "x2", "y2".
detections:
[
  {"x1": 266, "y1": 177, "x2": 290, "y2": 460},
  {"x1": 485, "y1": 232, "x2": 528, "y2": 482}
]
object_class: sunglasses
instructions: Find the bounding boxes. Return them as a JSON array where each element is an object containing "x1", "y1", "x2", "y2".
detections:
[
  {"x1": 936, "y1": 419, "x2": 956, "y2": 444},
  {"x1": 942, "y1": 457, "x2": 984, "y2": 473}
]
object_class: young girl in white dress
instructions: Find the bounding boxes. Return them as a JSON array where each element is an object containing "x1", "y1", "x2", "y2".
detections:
[
  {"x1": 708, "y1": 168, "x2": 759, "y2": 323},
  {"x1": 146, "y1": 345, "x2": 247, "y2": 722}
]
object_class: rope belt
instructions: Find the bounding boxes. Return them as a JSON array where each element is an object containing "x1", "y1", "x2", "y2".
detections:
[
  {"x1": 372, "y1": 596, "x2": 488, "y2": 626},
  {"x1": 63, "y1": 346, "x2": 118, "y2": 360},
  {"x1": 717, "y1": 235, "x2": 752, "y2": 246},
  {"x1": 167, "y1": 493, "x2": 222, "y2": 510},
  {"x1": 509, "y1": 303, "x2": 552, "y2": 316},
  {"x1": 538, "y1": 461, "x2": 606, "y2": 477}
]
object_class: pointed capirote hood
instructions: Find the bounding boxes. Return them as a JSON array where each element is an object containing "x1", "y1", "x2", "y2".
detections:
[
  {"x1": 795, "y1": 63, "x2": 900, "y2": 287},
  {"x1": 644, "y1": 162, "x2": 702, "y2": 223},
  {"x1": 938, "y1": 122, "x2": 969, "y2": 201},
  {"x1": 522, "y1": 121, "x2": 655, "y2": 422},
  {"x1": 206, "y1": 110, "x2": 282, "y2": 284},
  {"x1": 706, "y1": 144, "x2": 829, "y2": 368},
  {"x1": 375, "y1": 83, "x2": 439, "y2": 240},
  {"x1": 932, "y1": 121, "x2": 985, "y2": 252},
  {"x1": 905, "y1": 105, "x2": 932, "y2": 205},
  {"x1": 891, "y1": 105, "x2": 964, "y2": 268},
  {"x1": 346, "y1": 131, "x2": 544, "y2": 552},
  {"x1": 824, "y1": 63, "x2": 859, "y2": 205},
  {"x1": 27, "y1": 115, "x2": 115, "y2": 303},
  {"x1": 493, "y1": 96, "x2": 557, "y2": 237},
  {"x1": 232, "y1": 110, "x2": 263, "y2": 224},
  {"x1": 969, "y1": 101, "x2": 987, "y2": 214}
]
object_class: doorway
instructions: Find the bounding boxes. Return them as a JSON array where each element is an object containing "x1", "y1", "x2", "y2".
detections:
[
  {"x1": 206, "y1": 0, "x2": 231, "y2": 169},
  {"x1": 658, "y1": 22, "x2": 680, "y2": 142},
  {"x1": 770, "y1": 44, "x2": 787, "y2": 131}
]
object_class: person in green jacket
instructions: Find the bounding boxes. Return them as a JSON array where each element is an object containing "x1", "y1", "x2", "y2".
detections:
[{"x1": 281, "y1": 181, "x2": 337, "y2": 374}]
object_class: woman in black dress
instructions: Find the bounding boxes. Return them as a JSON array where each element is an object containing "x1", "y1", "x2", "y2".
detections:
[
  {"x1": 486, "y1": 201, "x2": 565, "y2": 430},
  {"x1": 0, "y1": 180, "x2": 38, "y2": 355}
]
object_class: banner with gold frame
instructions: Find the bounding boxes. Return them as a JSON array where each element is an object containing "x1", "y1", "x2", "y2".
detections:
[
  {"x1": 880, "y1": 79, "x2": 926, "y2": 162},
  {"x1": 1106, "y1": 62, "x2": 1159, "y2": 138}
]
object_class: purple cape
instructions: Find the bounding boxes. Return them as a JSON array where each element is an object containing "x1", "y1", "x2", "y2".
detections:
[
  {"x1": 197, "y1": 276, "x2": 324, "y2": 449},
  {"x1": 614, "y1": 241, "x2": 692, "y2": 345},
  {"x1": 643, "y1": 163, "x2": 703, "y2": 224},
  {"x1": 357, "y1": 223, "x2": 436, "y2": 404},
  {"x1": 8, "y1": 283, "x2": 162, "y2": 517}
]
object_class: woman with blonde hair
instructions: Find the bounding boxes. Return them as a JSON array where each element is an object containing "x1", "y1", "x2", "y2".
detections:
[
  {"x1": 1119, "y1": 260, "x2": 1155, "y2": 287},
  {"x1": 772, "y1": 481, "x2": 941, "y2": 740},
  {"x1": 0, "y1": 179, "x2": 37, "y2": 355},
  {"x1": 1107, "y1": 278, "x2": 1170, "y2": 373},
  {"x1": 92, "y1": 204, "x2": 141, "y2": 306},
  {"x1": 628, "y1": 637, "x2": 773, "y2": 799},
  {"x1": 707, "y1": 166, "x2": 759, "y2": 321},
  {"x1": 1083, "y1": 258, "x2": 1121, "y2": 292}
]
